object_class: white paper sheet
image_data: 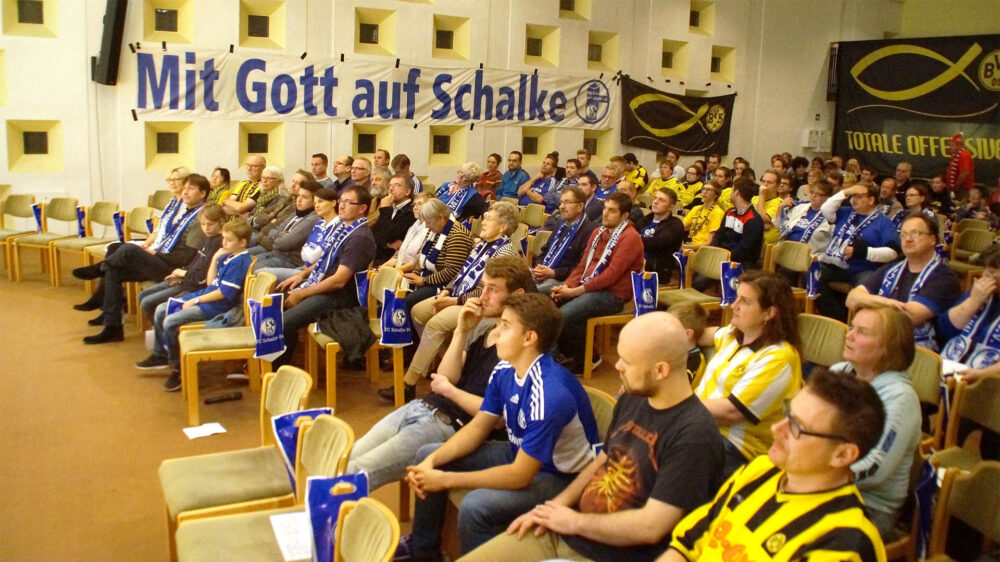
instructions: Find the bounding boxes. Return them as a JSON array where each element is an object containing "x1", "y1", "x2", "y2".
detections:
[
  {"x1": 182, "y1": 422, "x2": 227, "y2": 439},
  {"x1": 270, "y1": 511, "x2": 312, "y2": 562}
]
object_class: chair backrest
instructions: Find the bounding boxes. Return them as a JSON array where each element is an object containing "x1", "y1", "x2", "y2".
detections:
[
  {"x1": 295, "y1": 414, "x2": 355, "y2": 500},
  {"x1": 1, "y1": 194, "x2": 36, "y2": 227},
  {"x1": 368, "y1": 267, "x2": 403, "y2": 317},
  {"x1": 953, "y1": 228, "x2": 995, "y2": 256},
  {"x1": 769, "y1": 240, "x2": 812, "y2": 274},
  {"x1": 334, "y1": 497, "x2": 400, "y2": 562},
  {"x1": 956, "y1": 218, "x2": 991, "y2": 233},
  {"x1": 797, "y1": 313, "x2": 847, "y2": 367},
  {"x1": 637, "y1": 192, "x2": 653, "y2": 208},
  {"x1": 584, "y1": 386, "x2": 618, "y2": 442},
  {"x1": 45, "y1": 197, "x2": 79, "y2": 222},
  {"x1": 520, "y1": 203, "x2": 546, "y2": 228},
  {"x1": 260, "y1": 366, "x2": 314, "y2": 445},
  {"x1": 241, "y1": 271, "x2": 278, "y2": 324},
  {"x1": 906, "y1": 347, "x2": 942, "y2": 407},
  {"x1": 929, "y1": 462, "x2": 1000, "y2": 556},
  {"x1": 689, "y1": 246, "x2": 730, "y2": 280},
  {"x1": 527, "y1": 230, "x2": 553, "y2": 260},
  {"x1": 946, "y1": 377, "x2": 1000, "y2": 448},
  {"x1": 508, "y1": 223, "x2": 528, "y2": 257},
  {"x1": 501, "y1": 197, "x2": 519, "y2": 207},
  {"x1": 469, "y1": 217, "x2": 483, "y2": 238},
  {"x1": 149, "y1": 190, "x2": 174, "y2": 210},
  {"x1": 125, "y1": 206, "x2": 156, "y2": 237},
  {"x1": 88, "y1": 201, "x2": 120, "y2": 229}
]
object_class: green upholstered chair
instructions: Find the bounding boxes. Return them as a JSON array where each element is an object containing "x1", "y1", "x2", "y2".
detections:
[
  {"x1": 10, "y1": 196, "x2": 78, "y2": 283},
  {"x1": 0, "y1": 194, "x2": 37, "y2": 272},
  {"x1": 797, "y1": 313, "x2": 848, "y2": 368},
  {"x1": 51, "y1": 200, "x2": 120, "y2": 287},
  {"x1": 931, "y1": 377, "x2": 1000, "y2": 472}
]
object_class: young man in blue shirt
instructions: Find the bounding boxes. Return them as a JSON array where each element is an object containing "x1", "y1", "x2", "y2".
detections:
[
  {"x1": 138, "y1": 219, "x2": 254, "y2": 391},
  {"x1": 399, "y1": 292, "x2": 601, "y2": 561},
  {"x1": 497, "y1": 151, "x2": 530, "y2": 200}
]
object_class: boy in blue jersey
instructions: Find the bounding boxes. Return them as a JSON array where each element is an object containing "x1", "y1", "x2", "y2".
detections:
[
  {"x1": 400, "y1": 292, "x2": 601, "y2": 561},
  {"x1": 138, "y1": 219, "x2": 254, "y2": 391}
]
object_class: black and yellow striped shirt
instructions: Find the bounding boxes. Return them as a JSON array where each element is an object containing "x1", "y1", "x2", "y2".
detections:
[{"x1": 670, "y1": 456, "x2": 886, "y2": 562}]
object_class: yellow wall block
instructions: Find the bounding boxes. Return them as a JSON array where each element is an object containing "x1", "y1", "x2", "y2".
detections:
[{"x1": 7, "y1": 120, "x2": 63, "y2": 173}]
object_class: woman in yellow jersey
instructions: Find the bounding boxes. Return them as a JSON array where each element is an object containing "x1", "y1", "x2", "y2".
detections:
[
  {"x1": 207, "y1": 167, "x2": 232, "y2": 204},
  {"x1": 683, "y1": 181, "x2": 725, "y2": 248},
  {"x1": 694, "y1": 270, "x2": 803, "y2": 477}
]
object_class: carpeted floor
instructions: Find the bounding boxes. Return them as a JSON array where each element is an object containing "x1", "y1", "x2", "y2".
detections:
[{"x1": 0, "y1": 252, "x2": 622, "y2": 561}]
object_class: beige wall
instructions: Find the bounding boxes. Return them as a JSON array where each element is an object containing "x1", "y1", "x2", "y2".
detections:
[{"x1": 899, "y1": 0, "x2": 1000, "y2": 38}]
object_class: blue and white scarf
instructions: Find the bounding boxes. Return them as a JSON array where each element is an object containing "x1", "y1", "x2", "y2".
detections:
[
  {"x1": 301, "y1": 218, "x2": 341, "y2": 267},
  {"x1": 418, "y1": 219, "x2": 453, "y2": 273},
  {"x1": 942, "y1": 295, "x2": 1000, "y2": 369},
  {"x1": 150, "y1": 197, "x2": 182, "y2": 249},
  {"x1": 878, "y1": 254, "x2": 944, "y2": 349},
  {"x1": 301, "y1": 218, "x2": 368, "y2": 288},
  {"x1": 581, "y1": 220, "x2": 628, "y2": 284},
  {"x1": 158, "y1": 203, "x2": 205, "y2": 252},
  {"x1": 437, "y1": 182, "x2": 476, "y2": 216},
  {"x1": 451, "y1": 236, "x2": 508, "y2": 297},
  {"x1": 825, "y1": 209, "x2": 882, "y2": 265},
  {"x1": 541, "y1": 216, "x2": 585, "y2": 268},
  {"x1": 673, "y1": 251, "x2": 688, "y2": 289},
  {"x1": 783, "y1": 206, "x2": 824, "y2": 243}
]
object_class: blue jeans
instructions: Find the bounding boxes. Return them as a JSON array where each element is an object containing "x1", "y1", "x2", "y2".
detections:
[
  {"x1": 138, "y1": 281, "x2": 186, "y2": 320},
  {"x1": 153, "y1": 300, "x2": 208, "y2": 367},
  {"x1": 535, "y1": 278, "x2": 560, "y2": 295},
  {"x1": 347, "y1": 401, "x2": 456, "y2": 491},
  {"x1": 247, "y1": 245, "x2": 268, "y2": 256},
  {"x1": 411, "y1": 441, "x2": 573, "y2": 557},
  {"x1": 557, "y1": 290, "x2": 624, "y2": 367}
]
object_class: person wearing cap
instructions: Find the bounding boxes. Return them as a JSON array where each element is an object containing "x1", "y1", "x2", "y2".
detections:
[{"x1": 946, "y1": 133, "x2": 975, "y2": 195}]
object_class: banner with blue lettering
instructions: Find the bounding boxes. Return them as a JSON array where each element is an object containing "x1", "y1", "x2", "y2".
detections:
[
  {"x1": 355, "y1": 270, "x2": 370, "y2": 309},
  {"x1": 380, "y1": 289, "x2": 413, "y2": 347},
  {"x1": 719, "y1": 261, "x2": 743, "y2": 306},
  {"x1": 113, "y1": 212, "x2": 125, "y2": 243},
  {"x1": 249, "y1": 293, "x2": 286, "y2": 362},
  {"x1": 673, "y1": 251, "x2": 688, "y2": 289},
  {"x1": 132, "y1": 49, "x2": 613, "y2": 129},
  {"x1": 306, "y1": 473, "x2": 368, "y2": 562},
  {"x1": 806, "y1": 259, "x2": 822, "y2": 299},
  {"x1": 631, "y1": 271, "x2": 658, "y2": 317},
  {"x1": 271, "y1": 408, "x2": 334, "y2": 487},
  {"x1": 76, "y1": 207, "x2": 86, "y2": 238},
  {"x1": 32, "y1": 203, "x2": 42, "y2": 233}
]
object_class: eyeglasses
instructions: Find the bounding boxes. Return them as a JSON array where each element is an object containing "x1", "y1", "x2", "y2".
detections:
[
  {"x1": 561, "y1": 199, "x2": 583, "y2": 205},
  {"x1": 340, "y1": 200, "x2": 364, "y2": 206},
  {"x1": 782, "y1": 400, "x2": 849, "y2": 442},
  {"x1": 899, "y1": 230, "x2": 931, "y2": 241}
]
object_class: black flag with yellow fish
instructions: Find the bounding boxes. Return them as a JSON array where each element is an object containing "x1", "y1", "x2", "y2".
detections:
[
  {"x1": 835, "y1": 34, "x2": 1000, "y2": 180},
  {"x1": 620, "y1": 76, "x2": 736, "y2": 155}
]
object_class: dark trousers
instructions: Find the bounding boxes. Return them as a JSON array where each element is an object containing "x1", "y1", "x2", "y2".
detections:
[
  {"x1": 815, "y1": 263, "x2": 868, "y2": 322},
  {"x1": 272, "y1": 288, "x2": 359, "y2": 367},
  {"x1": 101, "y1": 244, "x2": 173, "y2": 327}
]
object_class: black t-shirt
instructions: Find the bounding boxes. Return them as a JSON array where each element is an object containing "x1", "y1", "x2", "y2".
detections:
[
  {"x1": 563, "y1": 393, "x2": 726, "y2": 562},
  {"x1": 862, "y1": 259, "x2": 961, "y2": 345},
  {"x1": 421, "y1": 321, "x2": 498, "y2": 425}
]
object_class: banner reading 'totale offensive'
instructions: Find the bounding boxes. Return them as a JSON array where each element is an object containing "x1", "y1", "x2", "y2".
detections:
[
  {"x1": 133, "y1": 48, "x2": 614, "y2": 129},
  {"x1": 835, "y1": 34, "x2": 1000, "y2": 180},
  {"x1": 619, "y1": 75, "x2": 736, "y2": 155}
]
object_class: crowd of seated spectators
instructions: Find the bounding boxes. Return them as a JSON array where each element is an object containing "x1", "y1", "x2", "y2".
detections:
[{"x1": 59, "y1": 140, "x2": 1000, "y2": 561}]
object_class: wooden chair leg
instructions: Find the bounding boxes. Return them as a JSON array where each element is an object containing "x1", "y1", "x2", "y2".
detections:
[
  {"x1": 398, "y1": 480, "x2": 411, "y2": 523},
  {"x1": 11, "y1": 242, "x2": 21, "y2": 281},
  {"x1": 325, "y1": 343, "x2": 339, "y2": 410},
  {"x1": 51, "y1": 248, "x2": 62, "y2": 287},
  {"x1": 583, "y1": 318, "x2": 597, "y2": 380},
  {"x1": 166, "y1": 506, "x2": 178, "y2": 562},
  {"x1": 305, "y1": 336, "x2": 317, "y2": 380},
  {"x1": 365, "y1": 345, "x2": 379, "y2": 383},
  {"x1": 83, "y1": 252, "x2": 94, "y2": 294},
  {"x1": 183, "y1": 356, "x2": 200, "y2": 427},
  {"x1": 392, "y1": 347, "x2": 404, "y2": 407},
  {"x1": 249, "y1": 360, "x2": 266, "y2": 393}
]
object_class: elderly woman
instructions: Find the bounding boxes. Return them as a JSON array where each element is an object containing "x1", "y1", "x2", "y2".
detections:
[
  {"x1": 830, "y1": 304, "x2": 920, "y2": 537},
  {"x1": 250, "y1": 166, "x2": 292, "y2": 234},
  {"x1": 381, "y1": 191, "x2": 435, "y2": 270},
  {"x1": 695, "y1": 271, "x2": 803, "y2": 476},
  {"x1": 381, "y1": 202, "x2": 522, "y2": 403},
  {"x1": 434, "y1": 161, "x2": 489, "y2": 221}
]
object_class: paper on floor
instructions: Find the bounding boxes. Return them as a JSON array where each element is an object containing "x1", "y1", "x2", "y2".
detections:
[{"x1": 182, "y1": 422, "x2": 227, "y2": 439}]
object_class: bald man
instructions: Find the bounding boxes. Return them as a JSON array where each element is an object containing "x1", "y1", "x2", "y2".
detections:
[
  {"x1": 223, "y1": 155, "x2": 265, "y2": 217},
  {"x1": 461, "y1": 312, "x2": 726, "y2": 562}
]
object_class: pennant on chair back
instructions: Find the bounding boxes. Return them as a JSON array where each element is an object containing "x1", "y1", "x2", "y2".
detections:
[
  {"x1": 631, "y1": 271, "x2": 659, "y2": 317},
  {"x1": 719, "y1": 261, "x2": 743, "y2": 307},
  {"x1": 354, "y1": 270, "x2": 370, "y2": 309},
  {"x1": 76, "y1": 207, "x2": 86, "y2": 237},
  {"x1": 306, "y1": 473, "x2": 369, "y2": 562},
  {"x1": 166, "y1": 297, "x2": 185, "y2": 316},
  {"x1": 249, "y1": 293, "x2": 286, "y2": 362},
  {"x1": 270, "y1": 408, "x2": 334, "y2": 488},
  {"x1": 935, "y1": 244, "x2": 948, "y2": 261},
  {"x1": 145, "y1": 218, "x2": 155, "y2": 234},
  {"x1": 113, "y1": 212, "x2": 125, "y2": 243},
  {"x1": 380, "y1": 289, "x2": 413, "y2": 347},
  {"x1": 32, "y1": 203, "x2": 42, "y2": 233},
  {"x1": 806, "y1": 260, "x2": 822, "y2": 299},
  {"x1": 673, "y1": 251, "x2": 688, "y2": 289}
]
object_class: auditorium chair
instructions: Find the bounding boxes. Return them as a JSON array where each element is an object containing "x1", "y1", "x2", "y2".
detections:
[
  {"x1": 0, "y1": 193, "x2": 37, "y2": 273},
  {"x1": 797, "y1": 313, "x2": 848, "y2": 368},
  {"x1": 10, "y1": 196, "x2": 78, "y2": 283},
  {"x1": 931, "y1": 376, "x2": 1000, "y2": 472},
  {"x1": 926, "y1": 461, "x2": 1000, "y2": 560},
  {"x1": 763, "y1": 240, "x2": 815, "y2": 313},
  {"x1": 51, "y1": 200, "x2": 120, "y2": 288},
  {"x1": 149, "y1": 189, "x2": 174, "y2": 211}
]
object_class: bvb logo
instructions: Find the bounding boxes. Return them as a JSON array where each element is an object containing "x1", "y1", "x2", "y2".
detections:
[
  {"x1": 765, "y1": 533, "x2": 787, "y2": 554},
  {"x1": 978, "y1": 48, "x2": 1000, "y2": 92},
  {"x1": 706, "y1": 105, "x2": 726, "y2": 132}
]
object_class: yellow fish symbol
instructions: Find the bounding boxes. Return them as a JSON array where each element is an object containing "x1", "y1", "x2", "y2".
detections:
[
  {"x1": 850, "y1": 43, "x2": 982, "y2": 101},
  {"x1": 628, "y1": 94, "x2": 709, "y2": 137}
]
